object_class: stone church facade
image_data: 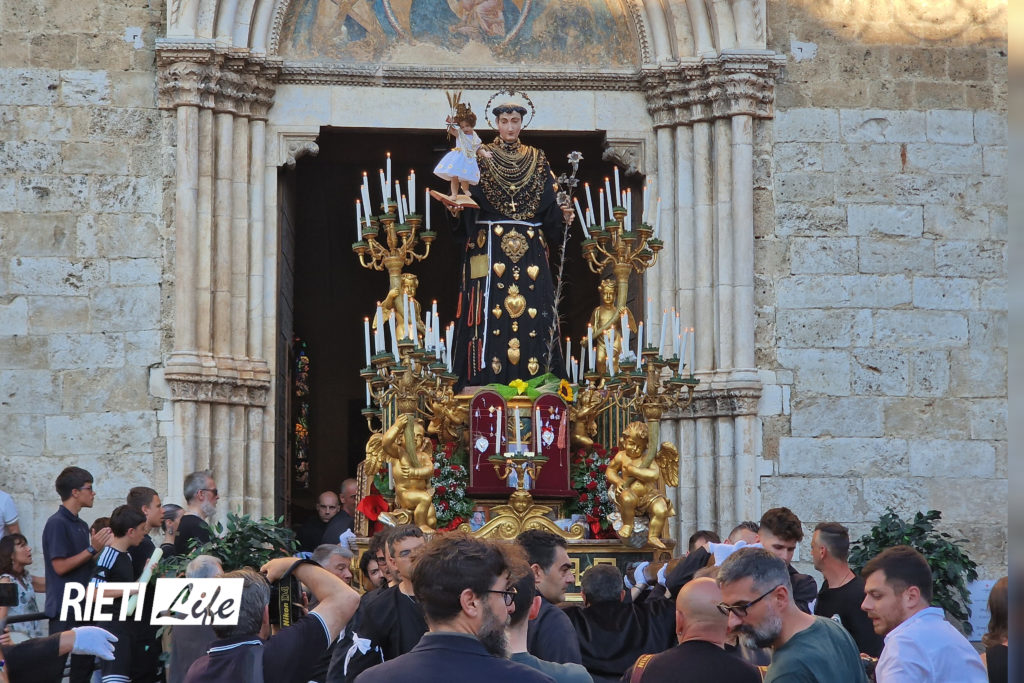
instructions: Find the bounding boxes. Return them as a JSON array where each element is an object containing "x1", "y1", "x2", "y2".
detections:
[{"x1": 0, "y1": 1, "x2": 1006, "y2": 578}]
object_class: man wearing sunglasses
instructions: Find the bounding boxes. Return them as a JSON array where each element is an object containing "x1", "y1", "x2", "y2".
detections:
[
  {"x1": 172, "y1": 471, "x2": 219, "y2": 556},
  {"x1": 717, "y1": 548, "x2": 867, "y2": 682}
]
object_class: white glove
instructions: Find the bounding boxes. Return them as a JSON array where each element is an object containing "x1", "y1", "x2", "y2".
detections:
[
  {"x1": 339, "y1": 529, "x2": 358, "y2": 553},
  {"x1": 71, "y1": 626, "x2": 118, "y2": 660}
]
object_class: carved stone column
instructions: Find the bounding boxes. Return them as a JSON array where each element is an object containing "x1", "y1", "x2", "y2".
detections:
[
  {"x1": 642, "y1": 51, "x2": 784, "y2": 538},
  {"x1": 158, "y1": 45, "x2": 279, "y2": 518}
]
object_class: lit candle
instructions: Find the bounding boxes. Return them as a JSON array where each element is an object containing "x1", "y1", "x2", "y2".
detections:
[
  {"x1": 574, "y1": 198, "x2": 586, "y2": 231},
  {"x1": 689, "y1": 328, "x2": 695, "y2": 374},
  {"x1": 604, "y1": 177, "x2": 613, "y2": 213},
  {"x1": 425, "y1": 189, "x2": 431, "y2": 230},
  {"x1": 584, "y1": 182, "x2": 595, "y2": 225},
  {"x1": 389, "y1": 310, "x2": 399, "y2": 363},
  {"x1": 408, "y1": 171, "x2": 416, "y2": 213},
  {"x1": 621, "y1": 312, "x2": 630, "y2": 352},
  {"x1": 673, "y1": 310, "x2": 680, "y2": 354},
  {"x1": 626, "y1": 188, "x2": 632, "y2": 228},
  {"x1": 535, "y1": 408, "x2": 542, "y2": 446},
  {"x1": 642, "y1": 184, "x2": 649, "y2": 224},
  {"x1": 446, "y1": 324, "x2": 453, "y2": 367},
  {"x1": 424, "y1": 312, "x2": 432, "y2": 350},
  {"x1": 679, "y1": 331, "x2": 688, "y2": 374},
  {"x1": 605, "y1": 331, "x2": 614, "y2": 376},
  {"x1": 599, "y1": 188, "x2": 605, "y2": 227},
  {"x1": 379, "y1": 169, "x2": 387, "y2": 206},
  {"x1": 363, "y1": 317, "x2": 371, "y2": 367},
  {"x1": 613, "y1": 167, "x2": 620, "y2": 206},
  {"x1": 385, "y1": 152, "x2": 392, "y2": 197},
  {"x1": 374, "y1": 302, "x2": 384, "y2": 352},
  {"x1": 565, "y1": 337, "x2": 571, "y2": 365},
  {"x1": 637, "y1": 321, "x2": 643, "y2": 358},
  {"x1": 395, "y1": 182, "x2": 404, "y2": 222},
  {"x1": 361, "y1": 174, "x2": 372, "y2": 223},
  {"x1": 495, "y1": 408, "x2": 502, "y2": 454},
  {"x1": 401, "y1": 194, "x2": 409, "y2": 220},
  {"x1": 659, "y1": 309, "x2": 668, "y2": 355},
  {"x1": 514, "y1": 407, "x2": 521, "y2": 447},
  {"x1": 355, "y1": 200, "x2": 362, "y2": 241},
  {"x1": 587, "y1": 324, "x2": 594, "y2": 371}
]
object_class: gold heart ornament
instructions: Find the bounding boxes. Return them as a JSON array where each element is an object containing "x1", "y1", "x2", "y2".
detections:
[
  {"x1": 527, "y1": 228, "x2": 535, "y2": 239},
  {"x1": 494, "y1": 226, "x2": 504, "y2": 236},
  {"x1": 504, "y1": 284, "x2": 526, "y2": 319},
  {"x1": 526, "y1": 265, "x2": 539, "y2": 281},
  {"x1": 527, "y1": 357, "x2": 540, "y2": 375},
  {"x1": 527, "y1": 308, "x2": 537, "y2": 319},
  {"x1": 493, "y1": 263, "x2": 506, "y2": 278},
  {"x1": 492, "y1": 306, "x2": 502, "y2": 319},
  {"x1": 507, "y1": 339, "x2": 521, "y2": 365}
]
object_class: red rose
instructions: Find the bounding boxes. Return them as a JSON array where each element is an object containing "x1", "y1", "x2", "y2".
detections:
[
  {"x1": 579, "y1": 493, "x2": 589, "y2": 502},
  {"x1": 439, "y1": 500, "x2": 449, "y2": 510},
  {"x1": 437, "y1": 485, "x2": 448, "y2": 495},
  {"x1": 452, "y1": 464, "x2": 462, "y2": 472},
  {"x1": 599, "y1": 464, "x2": 607, "y2": 472},
  {"x1": 586, "y1": 481, "x2": 597, "y2": 490},
  {"x1": 586, "y1": 458, "x2": 595, "y2": 466},
  {"x1": 589, "y1": 470, "x2": 598, "y2": 479},
  {"x1": 433, "y1": 468, "x2": 441, "y2": 477}
]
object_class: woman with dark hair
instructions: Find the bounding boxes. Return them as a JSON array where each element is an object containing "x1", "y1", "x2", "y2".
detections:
[
  {"x1": 0, "y1": 533, "x2": 46, "y2": 642},
  {"x1": 981, "y1": 576, "x2": 1007, "y2": 683}
]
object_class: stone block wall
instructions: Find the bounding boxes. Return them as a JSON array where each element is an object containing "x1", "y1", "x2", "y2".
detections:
[
  {"x1": 0, "y1": 1, "x2": 173, "y2": 546},
  {"x1": 756, "y1": 1, "x2": 1007, "y2": 577}
]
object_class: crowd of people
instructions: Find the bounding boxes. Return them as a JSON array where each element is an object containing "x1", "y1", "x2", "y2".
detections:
[{"x1": 0, "y1": 475, "x2": 1009, "y2": 683}]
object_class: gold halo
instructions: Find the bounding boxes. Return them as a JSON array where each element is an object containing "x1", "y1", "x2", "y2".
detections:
[{"x1": 484, "y1": 89, "x2": 536, "y2": 130}]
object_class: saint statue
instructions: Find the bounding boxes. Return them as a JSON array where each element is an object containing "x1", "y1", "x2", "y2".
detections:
[{"x1": 450, "y1": 95, "x2": 574, "y2": 387}]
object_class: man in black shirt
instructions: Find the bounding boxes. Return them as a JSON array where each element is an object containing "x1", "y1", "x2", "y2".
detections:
[
  {"x1": 42, "y1": 466, "x2": 112, "y2": 683},
  {"x1": 125, "y1": 486, "x2": 167, "y2": 682},
  {"x1": 517, "y1": 529, "x2": 582, "y2": 665},
  {"x1": 757, "y1": 507, "x2": 817, "y2": 613},
  {"x1": 321, "y1": 479, "x2": 358, "y2": 545},
  {"x1": 810, "y1": 522, "x2": 884, "y2": 657},
  {"x1": 184, "y1": 557, "x2": 360, "y2": 683},
  {"x1": 172, "y1": 471, "x2": 218, "y2": 556},
  {"x1": 298, "y1": 491, "x2": 341, "y2": 552},
  {"x1": 621, "y1": 577, "x2": 760, "y2": 683}
]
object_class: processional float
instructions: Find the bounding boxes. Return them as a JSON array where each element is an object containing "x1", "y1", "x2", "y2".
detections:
[{"x1": 347, "y1": 91, "x2": 700, "y2": 579}]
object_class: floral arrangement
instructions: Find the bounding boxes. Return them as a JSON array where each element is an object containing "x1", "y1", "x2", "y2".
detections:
[
  {"x1": 292, "y1": 338, "x2": 311, "y2": 489},
  {"x1": 566, "y1": 443, "x2": 617, "y2": 539},
  {"x1": 432, "y1": 441, "x2": 474, "y2": 530}
]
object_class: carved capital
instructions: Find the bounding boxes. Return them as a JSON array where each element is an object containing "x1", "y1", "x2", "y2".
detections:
[
  {"x1": 278, "y1": 132, "x2": 320, "y2": 168},
  {"x1": 165, "y1": 372, "x2": 271, "y2": 407},
  {"x1": 157, "y1": 48, "x2": 219, "y2": 109},
  {"x1": 664, "y1": 386, "x2": 763, "y2": 420},
  {"x1": 602, "y1": 139, "x2": 645, "y2": 177},
  {"x1": 156, "y1": 43, "x2": 279, "y2": 117},
  {"x1": 642, "y1": 51, "x2": 785, "y2": 127}
]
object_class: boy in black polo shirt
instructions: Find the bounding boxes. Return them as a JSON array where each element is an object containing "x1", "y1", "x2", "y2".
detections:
[
  {"x1": 42, "y1": 466, "x2": 113, "y2": 683},
  {"x1": 91, "y1": 505, "x2": 149, "y2": 683}
]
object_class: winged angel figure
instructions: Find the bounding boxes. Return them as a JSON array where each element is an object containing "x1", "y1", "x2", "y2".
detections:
[
  {"x1": 604, "y1": 421, "x2": 678, "y2": 548},
  {"x1": 365, "y1": 414, "x2": 438, "y2": 531}
]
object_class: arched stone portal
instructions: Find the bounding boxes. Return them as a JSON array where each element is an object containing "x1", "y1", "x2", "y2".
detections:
[{"x1": 155, "y1": 0, "x2": 785, "y2": 540}]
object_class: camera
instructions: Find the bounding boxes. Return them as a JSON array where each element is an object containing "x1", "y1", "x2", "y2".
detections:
[{"x1": 267, "y1": 574, "x2": 303, "y2": 627}]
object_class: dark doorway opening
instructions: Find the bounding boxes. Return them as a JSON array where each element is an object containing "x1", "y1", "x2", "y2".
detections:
[{"x1": 281, "y1": 125, "x2": 635, "y2": 529}]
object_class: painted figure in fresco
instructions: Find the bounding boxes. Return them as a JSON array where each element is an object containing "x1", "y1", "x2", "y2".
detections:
[
  {"x1": 450, "y1": 96, "x2": 574, "y2": 388},
  {"x1": 590, "y1": 277, "x2": 637, "y2": 373},
  {"x1": 366, "y1": 414, "x2": 438, "y2": 532},
  {"x1": 604, "y1": 421, "x2": 678, "y2": 549},
  {"x1": 432, "y1": 98, "x2": 486, "y2": 208},
  {"x1": 379, "y1": 272, "x2": 424, "y2": 342},
  {"x1": 451, "y1": 0, "x2": 505, "y2": 39}
]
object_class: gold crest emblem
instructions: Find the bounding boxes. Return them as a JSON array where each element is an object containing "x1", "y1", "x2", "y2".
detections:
[{"x1": 500, "y1": 229, "x2": 529, "y2": 263}]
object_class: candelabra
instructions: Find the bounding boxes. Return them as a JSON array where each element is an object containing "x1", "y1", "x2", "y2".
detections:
[
  {"x1": 582, "y1": 206, "x2": 663, "y2": 311},
  {"x1": 352, "y1": 204, "x2": 436, "y2": 295}
]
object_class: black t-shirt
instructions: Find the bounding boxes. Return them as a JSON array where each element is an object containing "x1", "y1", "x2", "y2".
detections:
[
  {"x1": 42, "y1": 505, "x2": 92, "y2": 618},
  {"x1": 173, "y1": 514, "x2": 213, "y2": 556},
  {"x1": 321, "y1": 511, "x2": 355, "y2": 546},
  {"x1": 814, "y1": 575, "x2": 884, "y2": 657},
  {"x1": 620, "y1": 640, "x2": 762, "y2": 683},
  {"x1": 91, "y1": 546, "x2": 137, "y2": 617},
  {"x1": 184, "y1": 612, "x2": 332, "y2": 683},
  {"x1": 128, "y1": 534, "x2": 157, "y2": 577}
]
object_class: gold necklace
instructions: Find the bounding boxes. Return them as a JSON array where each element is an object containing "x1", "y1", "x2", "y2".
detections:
[{"x1": 480, "y1": 141, "x2": 545, "y2": 219}]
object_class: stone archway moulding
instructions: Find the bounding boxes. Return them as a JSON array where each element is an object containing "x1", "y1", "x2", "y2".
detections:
[{"x1": 156, "y1": 0, "x2": 783, "y2": 538}]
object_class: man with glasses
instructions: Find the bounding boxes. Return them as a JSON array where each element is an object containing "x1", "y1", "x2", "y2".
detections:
[
  {"x1": 355, "y1": 532, "x2": 553, "y2": 683},
  {"x1": 298, "y1": 491, "x2": 341, "y2": 552},
  {"x1": 717, "y1": 548, "x2": 866, "y2": 682},
  {"x1": 42, "y1": 466, "x2": 112, "y2": 682},
  {"x1": 172, "y1": 470, "x2": 219, "y2": 556}
]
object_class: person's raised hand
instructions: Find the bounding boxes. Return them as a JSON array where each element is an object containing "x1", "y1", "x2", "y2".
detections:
[{"x1": 71, "y1": 626, "x2": 118, "y2": 660}]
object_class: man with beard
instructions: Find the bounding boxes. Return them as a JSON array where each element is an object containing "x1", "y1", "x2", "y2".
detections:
[
  {"x1": 171, "y1": 471, "x2": 218, "y2": 556},
  {"x1": 354, "y1": 532, "x2": 554, "y2": 683},
  {"x1": 717, "y1": 548, "x2": 866, "y2": 682}
]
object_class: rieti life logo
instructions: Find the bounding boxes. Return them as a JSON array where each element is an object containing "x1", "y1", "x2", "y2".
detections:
[{"x1": 59, "y1": 579, "x2": 244, "y2": 626}]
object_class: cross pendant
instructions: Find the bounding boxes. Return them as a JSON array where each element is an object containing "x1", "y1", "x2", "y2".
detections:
[{"x1": 510, "y1": 198, "x2": 516, "y2": 211}]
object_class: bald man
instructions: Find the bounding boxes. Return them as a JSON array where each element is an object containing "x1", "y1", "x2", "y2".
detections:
[
  {"x1": 621, "y1": 578, "x2": 761, "y2": 683},
  {"x1": 297, "y1": 491, "x2": 341, "y2": 553}
]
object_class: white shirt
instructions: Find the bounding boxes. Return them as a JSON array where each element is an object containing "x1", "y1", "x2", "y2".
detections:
[
  {"x1": 875, "y1": 606, "x2": 987, "y2": 683},
  {"x1": 0, "y1": 489, "x2": 17, "y2": 538}
]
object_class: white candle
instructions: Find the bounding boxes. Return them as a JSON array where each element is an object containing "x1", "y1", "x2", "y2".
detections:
[
  {"x1": 599, "y1": 188, "x2": 605, "y2": 227},
  {"x1": 535, "y1": 408, "x2": 542, "y2": 446},
  {"x1": 514, "y1": 407, "x2": 521, "y2": 447},
  {"x1": 495, "y1": 408, "x2": 502, "y2": 454},
  {"x1": 574, "y1": 198, "x2": 586, "y2": 230},
  {"x1": 366, "y1": 384, "x2": 371, "y2": 407},
  {"x1": 637, "y1": 321, "x2": 643, "y2": 358},
  {"x1": 613, "y1": 167, "x2": 620, "y2": 205},
  {"x1": 659, "y1": 310, "x2": 668, "y2": 355},
  {"x1": 679, "y1": 331, "x2": 688, "y2": 374},
  {"x1": 363, "y1": 317, "x2": 371, "y2": 367},
  {"x1": 395, "y1": 182, "x2": 404, "y2": 222},
  {"x1": 361, "y1": 175, "x2": 372, "y2": 223},
  {"x1": 424, "y1": 312, "x2": 432, "y2": 350},
  {"x1": 401, "y1": 194, "x2": 409, "y2": 220},
  {"x1": 604, "y1": 177, "x2": 613, "y2": 213},
  {"x1": 379, "y1": 169, "x2": 387, "y2": 206},
  {"x1": 356, "y1": 200, "x2": 362, "y2": 241},
  {"x1": 425, "y1": 189, "x2": 431, "y2": 230},
  {"x1": 621, "y1": 312, "x2": 629, "y2": 352},
  {"x1": 385, "y1": 152, "x2": 392, "y2": 197},
  {"x1": 584, "y1": 182, "x2": 595, "y2": 225},
  {"x1": 408, "y1": 171, "x2": 416, "y2": 213},
  {"x1": 689, "y1": 328, "x2": 695, "y2": 374},
  {"x1": 565, "y1": 337, "x2": 571, "y2": 365},
  {"x1": 375, "y1": 302, "x2": 385, "y2": 352},
  {"x1": 389, "y1": 310, "x2": 399, "y2": 363},
  {"x1": 605, "y1": 331, "x2": 614, "y2": 375},
  {"x1": 654, "y1": 198, "x2": 662, "y2": 237},
  {"x1": 587, "y1": 324, "x2": 594, "y2": 371},
  {"x1": 446, "y1": 324, "x2": 453, "y2": 368},
  {"x1": 626, "y1": 189, "x2": 632, "y2": 228},
  {"x1": 673, "y1": 310, "x2": 681, "y2": 354},
  {"x1": 642, "y1": 184, "x2": 649, "y2": 224}
]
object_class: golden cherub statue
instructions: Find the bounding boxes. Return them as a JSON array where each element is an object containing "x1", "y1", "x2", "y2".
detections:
[
  {"x1": 427, "y1": 388, "x2": 469, "y2": 446},
  {"x1": 366, "y1": 413, "x2": 437, "y2": 531},
  {"x1": 605, "y1": 421, "x2": 678, "y2": 548},
  {"x1": 590, "y1": 278, "x2": 636, "y2": 372},
  {"x1": 378, "y1": 273, "x2": 425, "y2": 342},
  {"x1": 570, "y1": 386, "x2": 606, "y2": 451}
]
